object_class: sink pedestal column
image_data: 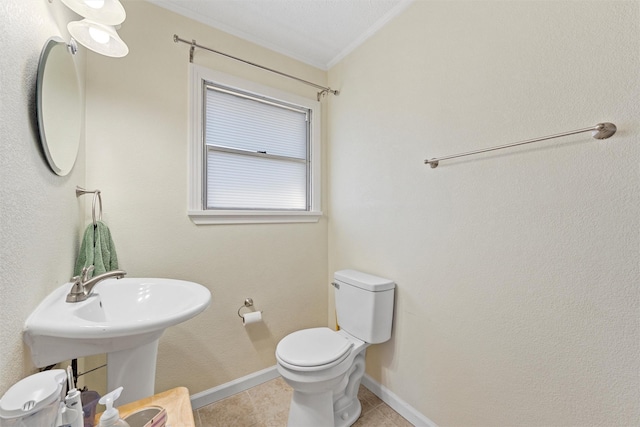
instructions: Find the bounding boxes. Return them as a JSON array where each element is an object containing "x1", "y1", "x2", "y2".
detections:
[{"x1": 107, "y1": 338, "x2": 160, "y2": 405}]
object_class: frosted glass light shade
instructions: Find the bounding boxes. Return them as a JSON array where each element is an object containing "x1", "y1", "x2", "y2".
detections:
[
  {"x1": 68, "y1": 19, "x2": 129, "y2": 57},
  {"x1": 60, "y1": 0, "x2": 126, "y2": 25}
]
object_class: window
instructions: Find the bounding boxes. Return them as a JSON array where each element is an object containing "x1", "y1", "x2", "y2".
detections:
[{"x1": 188, "y1": 65, "x2": 322, "y2": 224}]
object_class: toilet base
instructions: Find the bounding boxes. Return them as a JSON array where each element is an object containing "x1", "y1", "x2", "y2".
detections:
[
  {"x1": 286, "y1": 391, "x2": 363, "y2": 427},
  {"x1": 333, "y1": 351, "x2": 365, "y2": 427},
  {"x1": 334, "y1": 397, "x2": 362, "y2": 427},
  {"x1": 283, "y1": 350, "x2": 367, "y2": 427},
  {"x1": 288, "y1": 389, "x2": 334, "y2": 427}
]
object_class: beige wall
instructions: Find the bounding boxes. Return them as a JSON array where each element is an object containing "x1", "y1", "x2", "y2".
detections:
[
  {"x1": 0, "y1": 1, "x2": 86, "y2": 391},
  {"x1": 3, "y1": 1, "x2": 639, "y2": 425},
  {"x1": 84, "y1": 1, "x2": 328, "y2": 394},
  {"x1": 328, "y1": 1, "x2": 639, "y2": 425}
]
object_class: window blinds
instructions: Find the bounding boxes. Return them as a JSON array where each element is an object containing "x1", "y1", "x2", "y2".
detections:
[{"x1": 204, "y1": 84, "x2": 310, "y2": 210}]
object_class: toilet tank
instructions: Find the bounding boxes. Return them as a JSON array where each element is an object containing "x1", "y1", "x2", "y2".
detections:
[{"x1": 333, "y1": 270, "x2": 395, "y2": 344}]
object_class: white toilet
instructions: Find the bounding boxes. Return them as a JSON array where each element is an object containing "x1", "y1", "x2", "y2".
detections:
[{"x1": 276, "y1": 269, "x2": 395, "y2": 427}]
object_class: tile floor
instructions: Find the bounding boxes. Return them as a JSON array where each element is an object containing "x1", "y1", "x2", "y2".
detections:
[{"x1": 193, "y1": 377, "x2": 413, "y2": 427}]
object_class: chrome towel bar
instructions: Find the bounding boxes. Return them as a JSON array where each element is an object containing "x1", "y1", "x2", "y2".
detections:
[{"x1": 424, "y1": 122, "x2": 617, "y2": 168}]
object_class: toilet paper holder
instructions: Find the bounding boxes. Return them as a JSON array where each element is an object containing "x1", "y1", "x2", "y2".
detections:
[{"x1": 237, "y1": 298, "x2": 258, "y2": 318}]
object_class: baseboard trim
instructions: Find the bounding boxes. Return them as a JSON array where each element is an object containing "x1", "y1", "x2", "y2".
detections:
[
  {"x1": 361, "y1": 374, "x2": 438, "y2": 427},
  {"x1": 190, "y1": 365, "x2": 280, "y2": 409},
  {"x1": 189, "y1": 366, "x2": 437, "y2": 427}
]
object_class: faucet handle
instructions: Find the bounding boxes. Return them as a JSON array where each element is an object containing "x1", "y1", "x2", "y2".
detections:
[{"x1": 80, "y1": 265, "x2": 95, "y2": 282}]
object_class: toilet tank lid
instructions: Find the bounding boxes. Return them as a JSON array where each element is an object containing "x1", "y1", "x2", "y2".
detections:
[{"x1": 334, "y1": 270, "x2": 395, "y2": 292}]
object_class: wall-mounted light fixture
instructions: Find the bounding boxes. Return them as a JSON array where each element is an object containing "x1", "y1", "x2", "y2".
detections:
[{"x1": 60, "y1": 0, "x2": 129, "y2": 57}]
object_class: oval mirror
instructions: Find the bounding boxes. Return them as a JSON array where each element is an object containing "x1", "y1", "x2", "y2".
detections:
[{"x1": 36, "y1": 37, "x2": 82, "y2": 176}]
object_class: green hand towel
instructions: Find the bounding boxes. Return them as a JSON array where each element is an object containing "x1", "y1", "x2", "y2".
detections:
[{"x1": 74, "y1": 221, "x2": 119, "y2": 277}]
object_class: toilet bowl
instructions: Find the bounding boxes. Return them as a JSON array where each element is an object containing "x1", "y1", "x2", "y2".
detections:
[
  {"x1": 276, "y1": 328, "x2": 368, "y2": 427},
  {"x1": 276, "y1": 270, "x2": 395, "y2": 427}
]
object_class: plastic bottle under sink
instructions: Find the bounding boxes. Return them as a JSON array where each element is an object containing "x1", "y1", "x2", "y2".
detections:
[{"x1": 97, "y1": 387, "x2": 130, "y2": 427}]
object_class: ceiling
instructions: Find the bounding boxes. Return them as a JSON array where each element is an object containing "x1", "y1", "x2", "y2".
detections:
[{"x1": 146, "y1": 0, "x2": 413, "y2": 70}]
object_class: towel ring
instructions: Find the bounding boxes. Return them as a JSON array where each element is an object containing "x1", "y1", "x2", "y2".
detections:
[
  {"x1": 92, "y1": 191, "x2": 102, "y2": 226},
  {"x1": 76, "y1": 186, "x2": 103, "y2": 226}
]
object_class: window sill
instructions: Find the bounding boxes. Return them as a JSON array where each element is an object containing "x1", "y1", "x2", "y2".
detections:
[{"x1": 188, "y1": 210, "x2": 323, "y2": 225}]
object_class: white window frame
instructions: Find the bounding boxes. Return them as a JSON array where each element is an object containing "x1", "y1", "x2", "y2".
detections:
[{"x1": 188, "y1": 65, "x2": 322, "y2": 225}]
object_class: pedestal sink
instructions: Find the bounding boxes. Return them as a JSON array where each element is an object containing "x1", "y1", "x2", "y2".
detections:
[{"x1": 23, "y1": 278, "x2": 211, "y2": 405}]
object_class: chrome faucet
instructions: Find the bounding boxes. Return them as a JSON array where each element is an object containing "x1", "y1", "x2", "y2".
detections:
[{"x1": 66, "y1": 266, "x2": 127, "y2": 302}]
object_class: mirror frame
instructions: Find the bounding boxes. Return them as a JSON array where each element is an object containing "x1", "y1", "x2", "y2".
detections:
[{"x1": 36, "y1": 37, "x2": 82, "y2": 176}]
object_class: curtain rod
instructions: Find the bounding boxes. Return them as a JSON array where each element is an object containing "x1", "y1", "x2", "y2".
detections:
[
  {"x1": 424, "y1": 122, "x2": 617, "y2": 169},
  {"x1": 173, "y1": 34, "x2": 339, "y2": 101}
]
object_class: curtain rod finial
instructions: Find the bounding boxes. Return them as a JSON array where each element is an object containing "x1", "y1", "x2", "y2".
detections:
[{"x1": 317, "y1": 88, "x2": 339, "y2": 101}]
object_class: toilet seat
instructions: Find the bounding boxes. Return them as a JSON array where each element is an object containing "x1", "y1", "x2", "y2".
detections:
[{"x1": 276, "y1": 327, "x2": 353, "y2": 371}]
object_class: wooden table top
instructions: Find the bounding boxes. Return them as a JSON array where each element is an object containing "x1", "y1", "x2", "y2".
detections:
[{"x1": 95, "y1": 387, "x2": 194, "y2": 427}]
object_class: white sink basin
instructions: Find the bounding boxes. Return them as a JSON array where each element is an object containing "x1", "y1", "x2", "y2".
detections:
[{"x1": 23, "y1": 277, "x2": 211, "y2": 404}]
